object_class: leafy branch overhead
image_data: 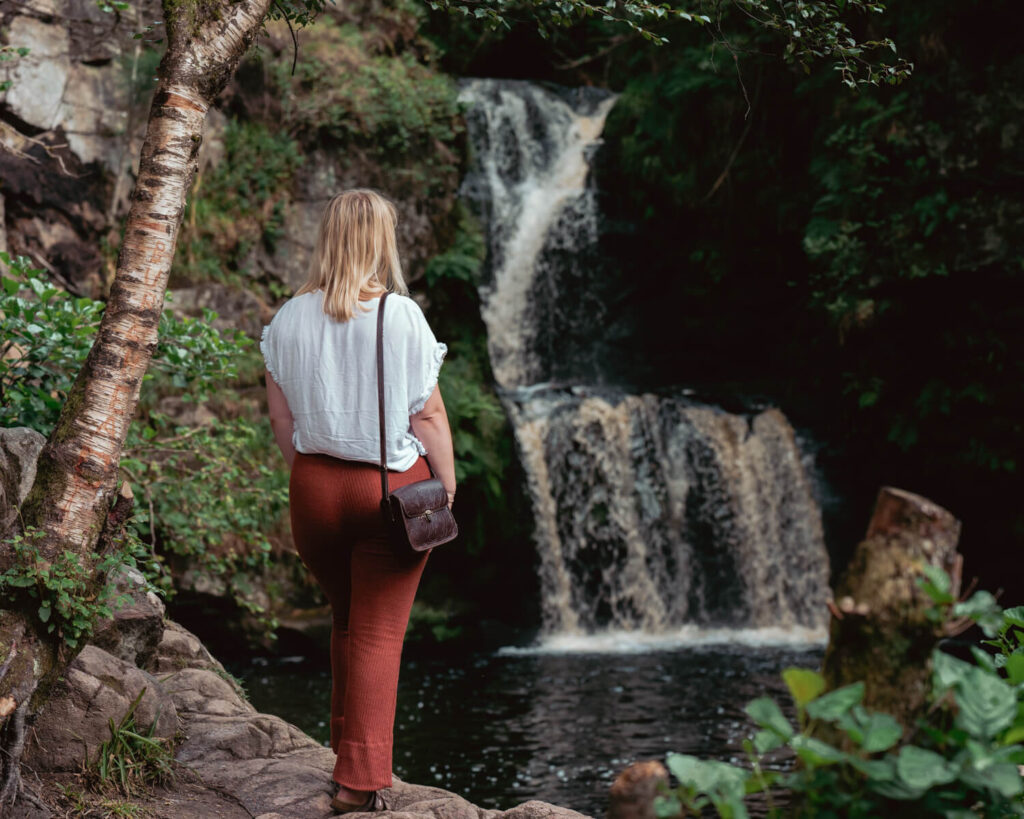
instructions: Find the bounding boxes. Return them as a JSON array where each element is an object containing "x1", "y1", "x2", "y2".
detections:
[
  {"x1": 84, "y1": 0, "x2": 909, "y2": 85},
  {"x1": 426, "y1": 0, "x2": 912, "y2": 85}
]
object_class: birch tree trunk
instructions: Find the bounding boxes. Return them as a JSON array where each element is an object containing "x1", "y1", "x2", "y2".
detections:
[{"x1": 0, "y1": 0, "x2": 272, "y2": 806}]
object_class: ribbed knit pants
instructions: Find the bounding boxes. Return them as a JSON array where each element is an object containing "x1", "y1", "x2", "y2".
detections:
[{"x1": 289, "y1": 452, "x2": 431, "y2": 791}]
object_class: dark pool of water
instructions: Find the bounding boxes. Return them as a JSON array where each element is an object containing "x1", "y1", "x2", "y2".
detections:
[{"x1": 231, "y1": 643, "x2": 821, "y2": 817}]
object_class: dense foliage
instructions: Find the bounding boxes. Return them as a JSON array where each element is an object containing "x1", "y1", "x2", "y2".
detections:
[
  {"x1": 0, "y1": 528, "x2": 138, "y2": 650},
  {"x1": 0, "y1": 254, "x2": 288, "y2": 634},
  {"x1": 173, "y1": 119, "x2": 303, "y2": 290},
  {"x1": 427, "y1": 0, "x2": 1024, "y2": 593},
  {"x1": 657, "y1": 572, "x2": 1024, "y2": 817}
]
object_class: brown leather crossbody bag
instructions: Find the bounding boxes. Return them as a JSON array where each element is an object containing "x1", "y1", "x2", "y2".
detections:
[{"x1": 376, "y1": 293, "x2": 458, "y2": 552}]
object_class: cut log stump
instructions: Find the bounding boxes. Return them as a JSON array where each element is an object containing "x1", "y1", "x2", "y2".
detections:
[
  {"x1": 821, "y1": 486, "x2": 962, "y2": 731},
  {"x1": 608, "y1": 761, "x2": 670, "y2": 819}
]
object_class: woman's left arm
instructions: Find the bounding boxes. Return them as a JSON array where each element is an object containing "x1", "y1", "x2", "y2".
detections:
[{"x1": 266, "y1": 370, "x2": 297, "y2": 469}]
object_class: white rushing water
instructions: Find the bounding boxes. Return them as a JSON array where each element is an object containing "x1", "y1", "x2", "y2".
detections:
[
  {"x1": 458, "y1": 80, "x2": 617, "y2": 389},
  {"x1": 459, "y1": 80, "x2": 831, "y2": 644},
  {"x1": 497, "y1": 625, "x2": 829, "y2": 656}
]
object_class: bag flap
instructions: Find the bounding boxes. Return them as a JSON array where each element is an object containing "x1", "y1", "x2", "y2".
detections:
[{"x1": 390, "y1": 478, "x2": 448, "y2": 518}]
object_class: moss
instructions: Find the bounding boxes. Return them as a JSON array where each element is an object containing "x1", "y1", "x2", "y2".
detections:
[
  {"x1": 162, "y1": 0, "x2": 225, "y2": 40},
  {"x1": 264, "y1": 16, "x2": 464, "y2": 189},
  {"x1": 171, "y1": 120, "x2": 303, "y2": 289}
]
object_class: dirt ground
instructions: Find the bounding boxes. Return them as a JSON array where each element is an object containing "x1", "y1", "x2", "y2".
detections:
[{"x1": 27, "y1": 770, "x2": 252, "y2": 819}]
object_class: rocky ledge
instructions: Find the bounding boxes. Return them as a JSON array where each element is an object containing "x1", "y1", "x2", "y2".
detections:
[
  {"x1": 16, "y1": 582, "x2": 590, "y2": 819},
  {"x1": 3, "y1": 430, "x2": 590, "y2": 819}
]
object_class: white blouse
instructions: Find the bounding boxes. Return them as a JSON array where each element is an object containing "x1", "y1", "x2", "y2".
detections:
[{"x1": 260, "y1": 291, "x2": 447, "y2": 472}]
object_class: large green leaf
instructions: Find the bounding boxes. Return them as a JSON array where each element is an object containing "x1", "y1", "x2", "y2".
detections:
[
  {"x1": 665, "y1": 753, "x2": 748, "y2": 797},
  {"x1": 790, "y1": 735, "x2": 848, "y2": 766},
  {"x1": 956, "y1": 668, "x2": 1017, "y2": 738},
  {"x1": 782, "y1": 667, "x2": 826, "y2": 708},
  {"x1": 895, "y1": 745, "x2": 958, "y2": 791},
  {"x1": 805, "y1": 682, "x2": 864, "y2": 721},
  {"x1": 745, "y1": 697, "x2": 794, "y2": 738},
  {"x1": 859, "y1": 712, "x2": 903, "y2": 753}
]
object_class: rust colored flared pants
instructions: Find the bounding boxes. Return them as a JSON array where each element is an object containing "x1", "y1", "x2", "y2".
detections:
[{"x1": 289, "y1": 452, "x2": 431, "y2": 791}]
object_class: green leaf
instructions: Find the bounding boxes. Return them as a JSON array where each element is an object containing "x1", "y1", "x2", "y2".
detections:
[
  {"x1": 895, "y1": 745, "x2": 958, "y2": 790},
  {"x1": 954, "y1": 591, "x2": 1004, "y2": 636},
  {"x1": 859, "y1": 712, "x2": 903, "y2": 753},
  {"x1": 805, "y1": 682, "x2": 864, "y2": 721},
  {"x1": 960, "y1": 760, "x2": 1024, "y2": 798},
  {"x1": 933, "y1": 650, "x2": 974, "y2": 691},
  {"x1": 752, "y1": 729, "x2": 785, "y2": 754},
  {"x1": 665, "y1": 753, "x2": 748, "y2": 798},
  {"x1": 1006, "y1": 652, "x2": 1024, "y2": 686},
  {"x1": 790, "y1": 735, "x2": 847, "y2": 766},
  {"x1": 782, "y1": 667, "x2": 826, "y2": 707},
  {"x1": 956, "y1": 668, "x2": 1017, "y2": 738},
  {"x1": 1003, "y1": 606, "x2": 1024, "y2": 628},
  {"x1": 653, "y1": 795, "x2": 681, "y2": 818},
  {"x1": 920, "y1": 564, "x2": 951, "y2": 594},
  {"x1": 971, "y1": 646, "x2": 998, "y2": 673},
  {"x1": 849, "y1": 756, "x2": 896, "y2": 781},
  {"x1": 38, "y1": 603, "x2": 51, "y2": 623},
  {"x1": 745, "y1": 697, "x2": 794, "y2": 738}
]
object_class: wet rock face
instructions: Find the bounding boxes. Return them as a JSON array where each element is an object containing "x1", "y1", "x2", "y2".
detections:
[
  {"x1": 0, "y1": 427, "x2": 45, "y2": 536},
  {"x1": 22, "y1": 645, "x2": 179, "y2": 773}
]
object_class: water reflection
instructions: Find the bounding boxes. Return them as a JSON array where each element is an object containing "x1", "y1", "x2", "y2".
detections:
[{"x1": 233, "y1": 645, "x2": 821, "y2": 816}]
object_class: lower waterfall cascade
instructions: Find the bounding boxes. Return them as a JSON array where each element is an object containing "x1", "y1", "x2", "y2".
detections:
[{"x1": 458, "y1": 79, "x2": 831, "y2": 640}]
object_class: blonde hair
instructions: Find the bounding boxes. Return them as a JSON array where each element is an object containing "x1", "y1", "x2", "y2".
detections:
[{"x1": 296, "y1": 188, "x2": 408, "y2": 321}]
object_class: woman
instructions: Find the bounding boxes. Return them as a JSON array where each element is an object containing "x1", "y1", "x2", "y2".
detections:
[{"x1": 260, "y1": 189, "x2": 456, "y2": 813}]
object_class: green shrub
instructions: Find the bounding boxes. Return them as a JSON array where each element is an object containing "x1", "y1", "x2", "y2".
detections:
[
  {"x1": 0, "y1": 527, "x2": 146, "y2": 649},
  {"x1": 173, "y1": 119, "x2": 303, "y2": 287},
  {"x1": 0, "y1": 256, "x2": 287, "y2": 634},
  {"x1": 655, "y1": 574, "x2": 1024, "y2": 818},
  {"x1": 267, "y1": 15, "x2": 463, "y2": 194}
]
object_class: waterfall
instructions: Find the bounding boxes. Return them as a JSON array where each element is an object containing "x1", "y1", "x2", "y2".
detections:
[
  {"x1": 458, "y1": 80, "x2": 617, "y2": 388},
  {"x1": 459, "y1": 80, "x2": 830, "y2": 640}
]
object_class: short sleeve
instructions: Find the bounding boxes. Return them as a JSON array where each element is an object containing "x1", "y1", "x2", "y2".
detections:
[
  {"x1": 260, "y1": 321, "x2": 280, "y2": 384},
  {"x1": 401, "y1": 300, "x2": 447, "y2": 415}
]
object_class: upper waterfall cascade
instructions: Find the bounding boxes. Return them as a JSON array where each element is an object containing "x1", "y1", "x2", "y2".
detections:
[
  {"x1": 459, "y1": 79, "x2": 830, "y2": 638},
  {"x1": 458, "y1": 80, "x2": 617, "y2": 389}
]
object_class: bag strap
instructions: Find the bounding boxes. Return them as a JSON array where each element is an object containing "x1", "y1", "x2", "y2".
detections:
[{"x1": 377, "y1": 293, "x2": 390, "y2": 506}]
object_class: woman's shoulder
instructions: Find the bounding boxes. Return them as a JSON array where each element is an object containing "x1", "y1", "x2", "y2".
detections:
[
  {"x1": 384, "y1": 293, "x2": 428, "y2": 323},
  {"x1": 271, "y1": 291, "x2": 323, "y2": 325}
]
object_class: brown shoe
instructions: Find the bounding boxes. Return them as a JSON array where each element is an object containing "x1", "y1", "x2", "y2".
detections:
[{"x1": 331, "y1": 790, "x2": 388, "y2": 814}]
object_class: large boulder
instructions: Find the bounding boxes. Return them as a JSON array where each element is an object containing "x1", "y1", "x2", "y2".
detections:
[
  {"x1": 23, "y1": 645, "x2": 178, "y2": 772},
  {"x1": 0, "y1": 426, "x2": 45, "y2": 536}
]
